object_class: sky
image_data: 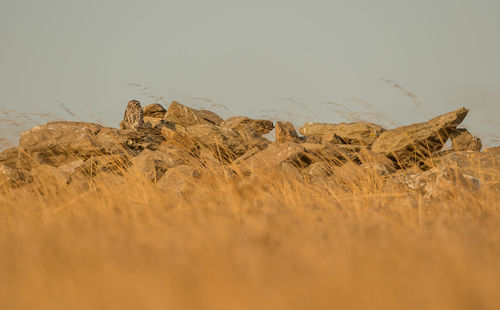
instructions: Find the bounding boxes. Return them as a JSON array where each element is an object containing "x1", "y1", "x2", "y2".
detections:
[{"x1": 0, "y1": 0, "x2": 499, "y2": 146}]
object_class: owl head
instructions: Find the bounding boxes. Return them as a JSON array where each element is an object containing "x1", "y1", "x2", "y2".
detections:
[{"x1": 127, "y1": 100, "x2": 142, "y2": 109}]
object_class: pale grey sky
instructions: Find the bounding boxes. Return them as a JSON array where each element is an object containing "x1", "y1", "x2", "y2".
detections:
[{"x1": 1, "y1": 0, "x2": 499, "y2": 145}]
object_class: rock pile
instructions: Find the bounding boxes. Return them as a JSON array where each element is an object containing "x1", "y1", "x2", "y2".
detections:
[{"x1": 1, "y1": 100, "x2": 498, "y2": 198}]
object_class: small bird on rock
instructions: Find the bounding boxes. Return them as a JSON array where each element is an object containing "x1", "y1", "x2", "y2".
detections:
[{"x1": 120, "y1": 100, "x2": 145, "y2": 130}]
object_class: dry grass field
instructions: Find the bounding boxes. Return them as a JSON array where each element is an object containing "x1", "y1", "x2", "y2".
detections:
[
  {"x1": 1, "y1": 158, "x2": 499, "y2": 310},
  {"x1": 1, "y1": 99, "x2": 499, "y2": 310}
]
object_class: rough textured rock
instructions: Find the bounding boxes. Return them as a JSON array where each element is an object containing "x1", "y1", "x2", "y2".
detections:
[
  {"x1": 302, "y1": 143, "x2": 365, "y2": 166},
  {"x1": 0, "y1": 147, "x2": 21, "y2": 169},
  {"x1": 299, "y1": 122, "x2": 385, "y2": 146},
  {"x1": 184, "y1": 124, "x2": 248, "y2": 162},
  {"x1": 371, "y1": 108, "x2": 469, "y2": 167},
  {"x1": 449, "y1": 128, "x2": 482, "y2": 151},
  {"x1": 197, "y1": 110, "x2": 224, "y2": 126},
  {"x1": 275, "y1": 121, "x2": 300, "y2": 144},
  {"x1": 144, "y1": 117, "x2": 165, "y2": 129},
  {"x1": 221, "y1": 116, "x2": 274, "y2": 136},
  {"x1": 0, "y1": 164, "x2": 30, "y2": 188},
  {"x1": 130, "y1": 146, "x2": 191, "y2": 181},
  {"x1": 302, "y1": 162, "x2": 332, "y2": 177},
  {"x1": 120, "y1": 100, "x2": 145, "y2": 130},
  {"x1": 398, "y1": 166, "x2": 481, "y2": 199},
  {"x1": 69, "y1": 154, "x2": 130, "y2": 183},
  {"x1": 19, "y1": 122, "x2": 127, "y2": 168},
  {"x1": 164, "y1": 101, "x2": 223, "y2": 126},
  {"x1": 358, "y1": 149, "x2": 396, "y2": 176},
  {"x1": 239, "y1": 142, "x2": 309, "y2": 171},
  {"x1": 156, "y1": 165, "x2": 201, "y2": 194},
  {"x1": 434, "y1": 150, "x2": 500, "y2": 182},
  {"x1": 143, "y1": 103, "x2": 166, "y2": 118}
]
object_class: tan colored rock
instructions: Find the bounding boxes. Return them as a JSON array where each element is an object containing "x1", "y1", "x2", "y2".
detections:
[
  {"x1": 302, "y1": 162, "x2": 332, "y2": 177},
  {"x1": 302, "y1": 143, "x2": 365, "y2": 166},
  {"x1": 185, "y1": 124, "x2": 248, "y2": 162},
  {"x1": 358, "y1": 149, "x2": 396, "y2": 176},
  {"x1": 434, "y1": 150, "x2": 500, "y2": 182},
  {"x1": 164, "y1": 101, "x2": 223, "y2": 126},
  {"x1": 130, "y1": 146, "x2": 192, "y2": 181},
  {"x1": 144, "y1": 116, "x2": 165, "y2": 129},
  {"x1": 143, "y1": 103, "x2": 166, "y2": 118},
  {"x1": 197, "y1": 110, "x2": 224, "y2": 126},
  {"x1": 0, "y1": 164, "x2": 30, "y2": 188},
  {"x1": 449, "y1": 128, "x2": 482, "y2": 151},
  {"x1": 156, "y1": 165, "x2": 201, "y2": 194},
  {"x1": 398, "y1": 166, "x2": 481, "y2": 199},
  {"x1": 275, "y1": 121, "x2": 300, "y2": 144},
  {"x1": 221, "y1": 116, "x2": 274, "y2": 135},
  {"x1": 19, "y1": 122, "x2": 127, "y2": 168},
  {"x1": 0, "y1": 147, "x2": 21, "y2": 169},
  {"x1": 371, "y1": 107, "x2": 469, "y2": 167},
  {"x1": 239, "y1": 142, "x2": 307, "y2": 170},
  {"x1": 299, "y1": 122, "x2": 385, "y2": 146}
]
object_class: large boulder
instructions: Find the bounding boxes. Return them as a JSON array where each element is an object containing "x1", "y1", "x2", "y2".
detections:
[
  {"x1": 130, "y1": 146, "x2": 192, "y2": 181},
  {"x1": 184, "y1": 124, "x2": 248, "y2": 162},
  {"x1": 19, "y1": 122, "x2": 125, "y2": 168},
  {"x1": 220, "y1": 116, "x2": 274, "y2": 136},
  {"x1": 238, "y1": 142, "x2": 308, "y2": 170},
  {"x1": 299, "y1": 122, "x2": 385, "y2": 146},
  {"x1": 371, "y1": 108, "x2": 469, "y2": 167},
  {"x1": 0, "y1": 164, "x2": 30, "y2": 188},
  {"x1": 433, "y1": 150, "x2": 500, "y2": 182},
  {"x1": 164, "y1": 101, "x2": 223, "y2": 126}
]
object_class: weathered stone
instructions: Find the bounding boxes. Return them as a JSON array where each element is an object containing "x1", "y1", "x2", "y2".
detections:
[
  {"x1": 130, "y1": 146, "x2": 192, "y2": 181},
  {"x1": 299, "y1": 122, "x2": 386, "y2": 146},
  {"x1": 185, "y1": 124, "x2": 248, "y2": 162},
  {"x1": 0, "y1": 164, "x2": 30, "y2": 188},
  {"x1": 239, "y1": 142, "x2": 307, "y2": 170},
  {"x1": 302, "y1": 143, "x2": 365, "y2": 166},
  {"x1": 70, "y1": 154, "x2": 130, "y2": 182},
  {"x1": 358, "y1": 149, "x2": 396, "y2": 176},
  {"x1": 156, "y1": 165, "x2": 201, "y2": 194},
  {"x1": 0, "y1": 147, "x2": 21, "y2": 169},
  {"x1": 449, "y1": 128, "x2": 482, "y2": 151},
  {"x1": 19, "y1": 122, "x2": 127, "y2": 168},
  {"x1": 197, "y1": 110, "x2": 224, "y2": 126},
  {"x1": 302, "y1": 162, "x2": 332, "y2": 177},
  {"x1": 143, "y1": 103, "x2": 166, "y2": 118},
  {"x1": 275, "y1": 121, "x2": 300, "y2": 144},
  {"x1": 433, "y1": 150, "x2": 500, "y2": 182},
  {"x1": 221, "y1": 116, "x2": 274, "y2": 136},
  {"x1": 31, "y1": 161, "x2": 83, "y2": 185},
  {"x1": 120, "y1": 100, "x2": 145, "y2": 130},
  {"x1": 144, "y1": 117, "x2": 165, "y2": 129},
  {"x1": 164, "y1": 101, "x2": 223, "y2": 126},
  {"x1": 398, "y1": 166, "x2": 481, "y2": 199},
  {"x1": 371, "y1": 108, "x2": 469, "y2": 167}
]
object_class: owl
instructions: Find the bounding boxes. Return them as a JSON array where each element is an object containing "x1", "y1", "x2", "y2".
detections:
[{"x1": 120, "y1": 100, "x2": 144, "y2": 130}]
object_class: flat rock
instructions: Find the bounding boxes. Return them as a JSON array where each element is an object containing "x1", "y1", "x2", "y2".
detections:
[
  {"x1": 299, "y1": 122, "x2": 385, "y2": 146},
  {"x1": 371, "y1": 107, "x2": 469, "y2": 167},
  {"x1": 164, "y1": 101, "x2": 223, "y2": 126},
  {"x1": 239, "y1": 142, "x2": 307, "y2": 170},
  {"x1": 130, "y1": 146, "x2": 192, "y2": 181},
  {"x1": 221, "y1": 116, "x2": 274, "y2": 136}
]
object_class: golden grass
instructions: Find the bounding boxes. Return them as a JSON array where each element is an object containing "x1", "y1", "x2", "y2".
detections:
[{"x1": 1, "y1": 161, "x2": 499, "y2": 310}]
